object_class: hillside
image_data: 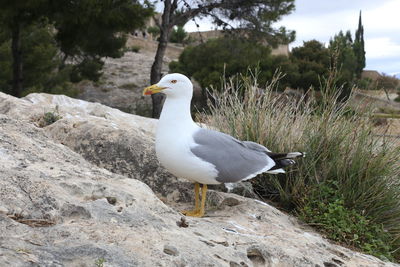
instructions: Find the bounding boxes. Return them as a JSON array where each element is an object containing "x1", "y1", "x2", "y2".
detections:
[{"x1": 1, "y1": 92, "x2": 398, "y2": 266}]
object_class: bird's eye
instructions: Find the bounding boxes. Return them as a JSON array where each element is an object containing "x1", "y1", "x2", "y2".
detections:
[{"x1": 171, "y1": 80, "x2": 177, "y2": 84}]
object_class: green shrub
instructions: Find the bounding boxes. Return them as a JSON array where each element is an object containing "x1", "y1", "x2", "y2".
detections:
[
  {"x1": 131, "y1": 45, "x2": 141, "y2": 53},
  {"x1": 125, "y1": 45, "x2": 141, "y2": 53},
  {"x1": 301, "y1": 180, "x2": 393, "y2": 261},
  {"x1": 170, "y1": 37, "x2": 352, "y2": 94},
  {"x1": 290, "y1": 40, "x2": 331, "y2": 90},
  {"x1": 147, "y1": 26, "x2": 160, "y2": 39},
  {"x1": 43, "y1": 112, "x2": 62, "y2": 126},
  {"x1": 356, "y1": 77, "x2": 377, "y2": 90},
  {"x1": 200, "y1": 71, "x2": 400, "y2": 261},
  {"x1": 169, "y1": 26, "x2": 187, "y2": 44},
  {"x1": 94, "y1": 258, "x2": 106, "y2": 267},
  {"x1": 40, "y1": 106, "x2": 62, "y2": 127},
  {"x1": 169, "y1": 37, "x2": 295, "y2": 91}
]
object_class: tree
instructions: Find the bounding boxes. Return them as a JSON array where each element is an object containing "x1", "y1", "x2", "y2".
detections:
[
  {"x1": 147, "y1": 26, "x2": 161, "y2": 39},
  {"x1": 329, "y1": 30, "x2": 358, "y2": 99},
  {"x1": 353, "y1": 11, "x2": 365, "y2": 79},
  {"x1": 169, "y1": 26, "x2": 187, "y2": 44},
  {"x1": 376, "y1": 73, "x2": 400, "y2": 101},
  {"x1": 150, "y1": 0, "x2": 296, "y2": 118},
  {"x1": 170, "y1": 36, "x2": 297, "y2": 93},
  {"x1": 290, "y1": 40, "x2": 330, "y2": 90},
  {"x1": 53, "y1": 0, "x2": 152, "y2": 74},
  {"x1": 170, "y1": 37, "x2": 270, "y2": 89},
  {"x1": 0, "y1": 0, "x2": 48, "y2": 97},
  {"x1": 376, "y1": 73, "x2": 400, "y2": 90},
  {"x1": 329, "y1": 31, "x2": 357, "y2": 78},
  {"x1": 0, "y1": 0, "x2": 152, "y2": 97}
]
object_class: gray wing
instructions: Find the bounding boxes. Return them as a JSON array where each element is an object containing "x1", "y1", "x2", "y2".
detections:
[{"x1": 191, "y1": 128, "x2": 275, "y2": 183}]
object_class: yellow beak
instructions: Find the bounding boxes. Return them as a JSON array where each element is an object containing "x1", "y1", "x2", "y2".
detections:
[{"x1": 143, "y1": 84, "x2": 166, "y2": 95}]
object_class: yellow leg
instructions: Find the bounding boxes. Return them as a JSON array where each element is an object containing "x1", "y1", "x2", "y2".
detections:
[
  {"x1": 182, "y1": 183, "x2": 207, "y2": 217},
  {"x1": 198, "y1": 184, "x2": 207, "y2": 217},
  {"x1": 194, "y1": 183, "x2": 200, "y2": 210}
]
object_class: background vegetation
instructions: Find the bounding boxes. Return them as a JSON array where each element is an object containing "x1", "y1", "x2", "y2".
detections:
[
  {"x1": 0, "y1": 0, "x2": 152, "y2": 97},
  {"x1": 171, "y1": 27, "x2": 368, "y2": 101},
  {"x1": 169, "y1": 12, "x2": 373, "y2": 102},
  {"x1": 200, "y1": 71, "x2": 400, "y2": 261}
]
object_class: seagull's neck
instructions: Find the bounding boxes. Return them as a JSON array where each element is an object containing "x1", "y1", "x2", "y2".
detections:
[{"x1": 158, "y1": 96, "x2": 198, "y2": 131}]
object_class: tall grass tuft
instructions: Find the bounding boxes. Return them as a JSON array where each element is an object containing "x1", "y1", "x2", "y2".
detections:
[{"x1": 199, "y1": 70, "x2": 400, "y2": 261}]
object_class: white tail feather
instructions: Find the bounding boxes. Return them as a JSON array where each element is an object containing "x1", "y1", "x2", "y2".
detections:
[{"x1": 286, "y1": 152, "x2": 305, "y2": 158}]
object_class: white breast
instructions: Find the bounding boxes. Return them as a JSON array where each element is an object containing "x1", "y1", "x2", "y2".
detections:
[{"x1": 155, "y1": 100, "x2": 219, "y2": 185}]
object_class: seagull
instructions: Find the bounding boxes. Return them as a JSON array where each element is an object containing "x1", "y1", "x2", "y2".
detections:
[{"x1": 143, "y1": 73, "x2": 304, "y2": 217}]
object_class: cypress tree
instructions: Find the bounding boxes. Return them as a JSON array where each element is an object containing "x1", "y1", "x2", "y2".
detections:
[{"x1": 353, "y1": 10, "x2": 366, "y2": 78}]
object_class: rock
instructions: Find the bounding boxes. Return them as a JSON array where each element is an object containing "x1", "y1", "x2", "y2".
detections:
[
  {"x1": 163, "y1": 245, "x2": 179, "y2": 256},
  {"x1": 220, "y1": 197, "x2": 241, "y2": 207},
  {"x1": 106, "y1": 196, "x2": 117, "y2": 205},
  {"x1": 0, "y1": 92, "x2": 194, "y2": 204},
  {"x1": 60, "y1": 204, "x2": 92, "y2": 219},
  {"x1": 0, "y1": 93, "x2": 398, "y2": 267},
  {"x1": 0, "y1": 206, "x2": 9, "y2": 215},
  {"x1": 246, "y1": 246, "x2": 273, "y2": 267},
  {"x1": 225, "y1": 181, "x2": 259, "y2": 198}
]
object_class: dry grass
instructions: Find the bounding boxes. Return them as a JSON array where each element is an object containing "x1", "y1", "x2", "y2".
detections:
[{"x1": 199, "y1": 71, "x2": 400, "y2": 260}]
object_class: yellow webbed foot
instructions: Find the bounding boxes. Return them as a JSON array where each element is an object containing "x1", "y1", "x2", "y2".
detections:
[
  {"x1": 181, "y1": 209, "x2": 204, "y2": 217},
  {"x1": 182, "y1": 183, "x2": 207, "y2": 218}
]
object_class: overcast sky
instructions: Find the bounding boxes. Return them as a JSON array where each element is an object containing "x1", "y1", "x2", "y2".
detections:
[{"x1": 184, "y1": 0, "x2": 400, "y2": 76}]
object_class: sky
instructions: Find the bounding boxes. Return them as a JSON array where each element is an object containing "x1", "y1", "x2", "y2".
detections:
[{"x1": 183, "y1": 0, "x2": 400, "y2": 76}]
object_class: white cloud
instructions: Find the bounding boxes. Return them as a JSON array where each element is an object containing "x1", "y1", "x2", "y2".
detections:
[
  {"x1": 279, "y1": 10, "x2": 355, "y2": 42},
  {"x1": 363, "y1": 0, "x2": 400, "y2": 33},
  {"x1": 185, "y1": 17, "x2": 215, "y2": 32},
  {"x1": 365, "y1": 37, "x2": 400, "y2": 59}
]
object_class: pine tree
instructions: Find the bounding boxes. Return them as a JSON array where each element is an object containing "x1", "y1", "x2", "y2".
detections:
[
  {"x1": 0, "y1": 0, "x2": 152, "y2": 97},
  {"x1": 353, "y1": 10, "x2": 366, "y2": 78}
]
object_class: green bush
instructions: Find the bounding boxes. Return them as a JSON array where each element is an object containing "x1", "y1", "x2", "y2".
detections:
[
  {"x1": 200, "y1": 71, "x2": 400, "y2": 261},
  {"x1": 169, "y1": 26, "x2": 187, "y2": 44},
  {"x1": 290, "y1": 40, "x2": 331, "y2": 90},
  {"x1": 130, "y1": 45, "x2": 141, "y2": 53},
  {"x1": 39, "y1": 106, "x2": 62, "y2": 127},
  {"x1": 356, "y1": 77, "x2": 377, "y2": 90},
  {"x1": 147, "y1": 26, "x2": 160, "y2": 39},
  {"x1": 170, "y1": 37, "x2": 358, "y2": 95},
  {"x1": 43, "y1": 111, "x2": 62, "y2": 126},
  {"x1": 301, "y1": 180, "x2": 393, "y2": 261},
  {"x1": 170, "y1": 37, "x2": 297, "y2": 92}
]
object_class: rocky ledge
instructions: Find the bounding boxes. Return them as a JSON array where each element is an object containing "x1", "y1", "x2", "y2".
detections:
[{"x1": 0, "y1": 92, "x2": 397, "y2": 266}]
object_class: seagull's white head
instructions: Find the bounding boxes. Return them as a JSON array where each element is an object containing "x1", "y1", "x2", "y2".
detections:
[{"x1": 143, "y1": 73, "x2": 193, "y2": 99}]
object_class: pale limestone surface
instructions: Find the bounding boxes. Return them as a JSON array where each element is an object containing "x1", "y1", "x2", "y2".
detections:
[{"x1": 0, "y1": 92, "x2": 398, "y2": 267}]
